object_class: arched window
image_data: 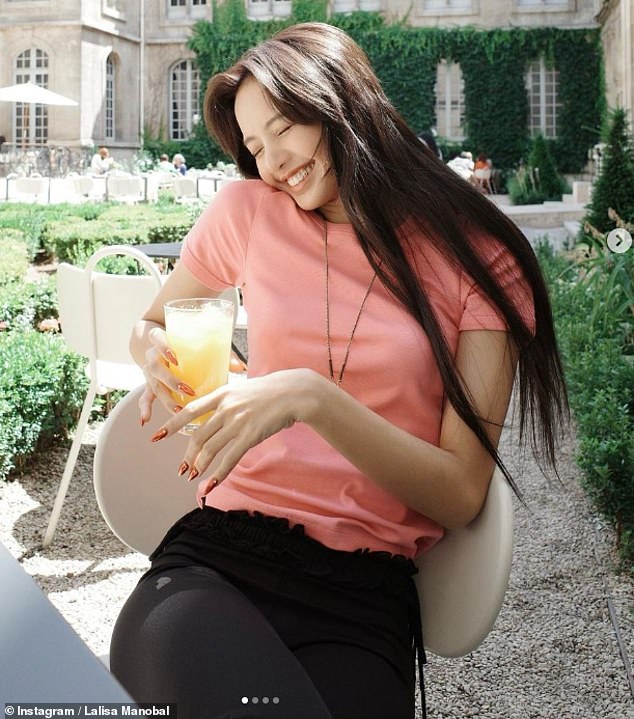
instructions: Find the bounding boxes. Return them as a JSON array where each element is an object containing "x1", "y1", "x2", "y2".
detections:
[
  {"x1": 526, "y1": 58, "x2": 561, "y2": 138},
  {"x1": 434, "y1": 60, "x2": 465, "y2": 141},
  {"x1": 170, "y1": 60, "x2": 200, "y2": 140},
  {"x1": 105, "y1": 55, "x2": 116, "y2": 141},
  {"x1": 14, "y1": 48, "x2": 49, "y2": 146}
]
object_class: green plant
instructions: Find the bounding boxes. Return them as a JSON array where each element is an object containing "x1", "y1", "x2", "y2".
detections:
[
  {"x1": 527, "y1": 135, "x2": 568, "y2": 200},
  {"x1": 180, "y1": 3, "x2": 604, "y2": 173},
  {"x1": 0, "y1": 231, "x2": 29, "y2": 284},
  {"x1": 0, "y1": 277, "x2": 57, "y2": 330},
  {"x1": 0, "y1": 329, "x2": 88, "y2": 480},
  {"x1": 538, "y1": 234, "x2": 634, "y2": 574},
  {"x1": 585, "y1": 108, "x2": 634, "y2": 234}
]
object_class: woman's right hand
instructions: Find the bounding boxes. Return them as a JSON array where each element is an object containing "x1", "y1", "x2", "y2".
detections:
[{"x1": 138, "y1": 325, "x2": 193, "y2": 426}]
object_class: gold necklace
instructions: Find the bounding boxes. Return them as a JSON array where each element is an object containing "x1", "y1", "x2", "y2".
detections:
[{"x1": 323, "y1": 219, "x2": 378, "y2": 387}]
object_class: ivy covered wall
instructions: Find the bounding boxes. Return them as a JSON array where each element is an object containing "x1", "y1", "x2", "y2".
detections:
[{"x1": 186, "y1": 0, "x2": 605, "y2": 172}]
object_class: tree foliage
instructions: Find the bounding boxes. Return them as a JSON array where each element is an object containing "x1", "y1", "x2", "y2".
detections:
[{"x1": 157, "y1": 0, "x2": 605, "y2": 172}]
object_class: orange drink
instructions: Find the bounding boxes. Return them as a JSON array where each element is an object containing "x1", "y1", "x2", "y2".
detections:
[{"x1": 164, "y1": 297, "x2": 234, "y2": 434}]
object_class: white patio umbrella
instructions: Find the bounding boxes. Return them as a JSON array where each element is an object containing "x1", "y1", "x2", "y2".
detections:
[
  {"x1": 0, "y1": 82, "x2": 78, "y2": 150},
  {"x1": 0, "y1": 81, "x2": 78, "y2": 106}
]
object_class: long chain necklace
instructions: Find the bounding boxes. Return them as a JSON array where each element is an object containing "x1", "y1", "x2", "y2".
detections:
[{"x1": 323, "y1": 219, "x2": 378, "y2": 387}]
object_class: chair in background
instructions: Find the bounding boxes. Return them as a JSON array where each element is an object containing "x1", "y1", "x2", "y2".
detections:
[
  {"x1": 11, "y1": 176, "x2": 51, "y2": 203},
  {"x1": 106, "y1": 175, "x2": 146, "y2": 203},
  {"x1": 43, "y1": 245, "x2": 163, "y2": 547},
  {"x1": 474, "y1": 167, "x2": 493, "y2": 194},
  {"x1": 94, "y1": 382, "x2": 513, "y2": 659},
  {"x1": 172, "y1": 176, "x2": 199, "y2": 204}
]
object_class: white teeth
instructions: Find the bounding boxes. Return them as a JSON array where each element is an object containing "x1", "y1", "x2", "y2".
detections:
[{"x1": 287, "y1": 163, "x2": 313, "y2": 187}]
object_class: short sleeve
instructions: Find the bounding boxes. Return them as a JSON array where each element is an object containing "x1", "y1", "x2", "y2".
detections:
[
  {"x1": 180, "y1": 179, "x2": 272, "y2": 291},
  {"x1": 459, "y1": 234, "x2": 536, "y2": 335}
]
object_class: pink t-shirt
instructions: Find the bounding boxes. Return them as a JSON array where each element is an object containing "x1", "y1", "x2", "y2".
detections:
[{"x1": 181, "y1": 179, "x2": 534, "y2": 558}]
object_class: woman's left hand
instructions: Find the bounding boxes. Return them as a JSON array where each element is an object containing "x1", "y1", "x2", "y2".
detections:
[{"x1": 151, "y1": 368, "x2": 321, "y2": 498}]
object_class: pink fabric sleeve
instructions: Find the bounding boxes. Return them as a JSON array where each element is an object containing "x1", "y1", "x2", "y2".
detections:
[
  {"x1": 180, "y1": 180, "x2": 272, "y2": 290},
  {"x1": 459, "y1": 235, "x2": 536, "y2": 335}
]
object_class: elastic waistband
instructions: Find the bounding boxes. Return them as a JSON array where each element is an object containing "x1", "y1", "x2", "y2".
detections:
[
  {"x1": 150, "y1": 506, "x2": 427, "y2": 719},
  {"x1": 151, "y1": 506, "x2": 417, "y2": 596}
]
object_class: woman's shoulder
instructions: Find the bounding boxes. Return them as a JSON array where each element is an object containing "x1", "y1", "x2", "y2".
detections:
[{"x1": 216, "y1": 179, "x2": 306, "y2": 220}]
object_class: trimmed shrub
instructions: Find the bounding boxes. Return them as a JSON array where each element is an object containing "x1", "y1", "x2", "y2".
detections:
[
  {"x1": 0, "y1": 330, "x2": 88, "y2": 480},
  {"x1": 585, "y1": 108, "x2": 634, "y2": 234}
]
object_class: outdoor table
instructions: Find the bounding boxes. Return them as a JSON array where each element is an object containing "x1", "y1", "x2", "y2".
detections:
[
  {"x1": 0, "y1": 541, "x2": 134, "y2": 702},
  {"x1": 135, "y1": 241, "x2": 182, "y2": 259}
]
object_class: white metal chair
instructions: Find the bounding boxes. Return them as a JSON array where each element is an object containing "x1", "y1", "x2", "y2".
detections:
[
  {"x1": 106, "y1": 175, "x2": 146, "y2": 203},
  {"x1": 11, "y1": 176, "x2": 51, "y2": 203},
  {"x1": 474, "y1": 167, "x2": 493, "y2": 194},
  {"x1": 43, "y1": 245, "x2": 164, "y2": 547},
  {"x1": 172, "y1": 176, "x2": 199, "y2": 204},
  {"x1": 94, "y1": 382, "x2": 514, "y2": 658}
]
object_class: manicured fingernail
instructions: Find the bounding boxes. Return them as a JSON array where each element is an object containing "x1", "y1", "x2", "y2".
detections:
[
  {"x1": 187, "y1": 467, "x2": 199, "y2": 482},
  {"x1": 173, "y1": 405, "x2": 183, "y2": 413},
  {"x1": 177, "y1": 383, "x2": 196, "y2": 397},
  {"x1": 140, "y1": 417, "x2": 146, "y2": 428},
  {"x1": 206, "y1": 479, "x2": 218, "y2": 493},
  {"x1": 177, "y1": 461, "x2": 189, "y2": 477},
  {"x1": 151, "y1": 428, "x2": 168, "y2": 442},
  {"x1": 165, "y1": 349, "x2": 178, "y2": 366}
]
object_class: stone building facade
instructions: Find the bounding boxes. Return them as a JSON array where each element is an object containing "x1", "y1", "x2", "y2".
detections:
[{"x1": 0, "y1": 0, "x2": 626, "y2": 168}]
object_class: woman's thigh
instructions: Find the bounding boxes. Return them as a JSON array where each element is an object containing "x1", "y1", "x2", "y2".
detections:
[
  {"x1": 110, "y1": 565, "x2": 332, "y2": 719},
  {"x1": 294, "y1": 643, "x2": 415, "y2": 719}
]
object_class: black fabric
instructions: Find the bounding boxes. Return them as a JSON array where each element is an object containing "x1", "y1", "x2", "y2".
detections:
[{"x1": 110, "y1": 506, "x2": 426, "y2": 719}]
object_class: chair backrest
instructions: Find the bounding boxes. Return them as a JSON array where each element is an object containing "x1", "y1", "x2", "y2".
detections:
[
  {"x1": 107, "y1": 175, "x2": 145, "y2": 202},
  {"x1": 173, "y1": 177, "x2": 198, "y2": 201},
  {"x1": 95, "y1": 383, "x2": 513, "y2": 659},
  {"x1": 57, "y1": 246, "x2": 163, "y2": 365},
  {"x1": 14, "y1": 176, "x2": 49, "y2": 200},
  {"x1": 415, "y1": 468, "x2": 513, "y2": 657},
  {"x1": 474, "y1": 167, "x2": 492, "y2": 180}
]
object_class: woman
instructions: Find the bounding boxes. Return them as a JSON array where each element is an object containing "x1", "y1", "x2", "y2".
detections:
[{"x1": 111, "y1": 22, "x2": 568, "y2": 719}]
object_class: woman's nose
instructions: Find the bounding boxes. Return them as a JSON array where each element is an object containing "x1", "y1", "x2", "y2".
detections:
[{"x1": 263, "y1": 145, "x2": 288, "y2": 175}]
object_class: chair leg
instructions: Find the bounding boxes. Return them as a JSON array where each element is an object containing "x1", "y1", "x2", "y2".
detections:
[{"x1": 43, "y1": 385, "x2": 97, "y2": 547}]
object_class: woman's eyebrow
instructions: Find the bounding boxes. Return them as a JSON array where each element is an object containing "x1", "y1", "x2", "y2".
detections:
[{"x1": 243, "y1": 112, "x2": 285, "y2": 146}]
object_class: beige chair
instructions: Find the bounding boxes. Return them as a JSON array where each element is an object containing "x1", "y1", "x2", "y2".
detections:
[
  {"x1": 106, "y1": 175, "x2": 146, "y2": 203},
  {"x1": 43, "y1": 245, "x2": 164, "y2": 547},
  {"x1": 474, "y1": 167, "x2": 493, "y2": 194},
  {"x1": 94, "y1": 382, "x2": 514, "y2": 658},
  {"x1": 12, "y1": 176, "x2": 50, "y2": 203},
  {"x1": 172, "y1": 176, "x2": 199, "y2": 204}
]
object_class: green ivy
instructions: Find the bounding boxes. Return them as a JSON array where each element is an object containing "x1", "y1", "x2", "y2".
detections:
[{"x1": 177, "y1": 1, "x2": 604, "y2": 173}]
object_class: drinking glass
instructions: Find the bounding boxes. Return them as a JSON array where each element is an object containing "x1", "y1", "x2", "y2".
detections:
[{"x1": 164, "y1": 297, "x2": 234, "y2": 435}]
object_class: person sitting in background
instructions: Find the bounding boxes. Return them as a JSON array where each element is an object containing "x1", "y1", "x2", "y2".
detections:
[
  {"x1": 172, "y1": 153, "x2": 187, "y2": 175},
  {"x1": 474, "y1": 152, "x2": 494, "y2": 194},
  {"x1": 447, "y1": 151, "x2": 475, "y2": 185},
  {"x1": 90, "y1": 146, "x2": 114, "y2": 175},
  {"x1": 157, "y1": 154, "x2": 175, "y2": 172}
]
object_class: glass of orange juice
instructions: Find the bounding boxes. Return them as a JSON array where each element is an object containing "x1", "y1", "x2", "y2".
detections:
[{"x1": 164, "y1": 297, "x2": 234, "y2": 435}]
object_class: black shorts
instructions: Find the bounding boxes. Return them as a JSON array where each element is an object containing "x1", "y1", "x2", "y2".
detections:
[{"x1": 110, "y1": 506, "x2": 426, "y2": 719}]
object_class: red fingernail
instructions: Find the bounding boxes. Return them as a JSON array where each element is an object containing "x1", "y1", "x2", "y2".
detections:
[
  {"x1": 173, "y1": 405, "x2": 183, "y2": 413},
  {"x1": 177, "y1": 461, "x2": 189, "y2": 477},
  {"x1": 151, "y1": 428, "x2": 168, "y2": 442},
  {"x1": 206, "y1": 479, "x2": 219, "y2": 493},
  {"x1": 140, "y1": 417, "x2": 146, "y2": 428},
  {"x1": 165, "y1": 349, "x2": 178, "y2": 366},
  {"x1": 187, "y1": 467, "x2": 199, "y2": 482},
  {"x1": 177, "y1": 383, "x2": 196, "y2": 397}
]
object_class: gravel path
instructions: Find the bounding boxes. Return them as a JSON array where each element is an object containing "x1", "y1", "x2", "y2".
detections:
[{"x1": 1, "y1": 401, "x2": 633, "y2": 719}]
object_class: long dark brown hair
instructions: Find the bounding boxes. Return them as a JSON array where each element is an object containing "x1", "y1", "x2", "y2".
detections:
[{"x1": 204, "y1": 22, "x2": 569, "y2": 493}]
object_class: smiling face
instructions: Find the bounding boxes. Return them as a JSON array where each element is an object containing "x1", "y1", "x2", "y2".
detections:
[{"x1": 234, "y1": 75, "x2": 348, "y2": 223}]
